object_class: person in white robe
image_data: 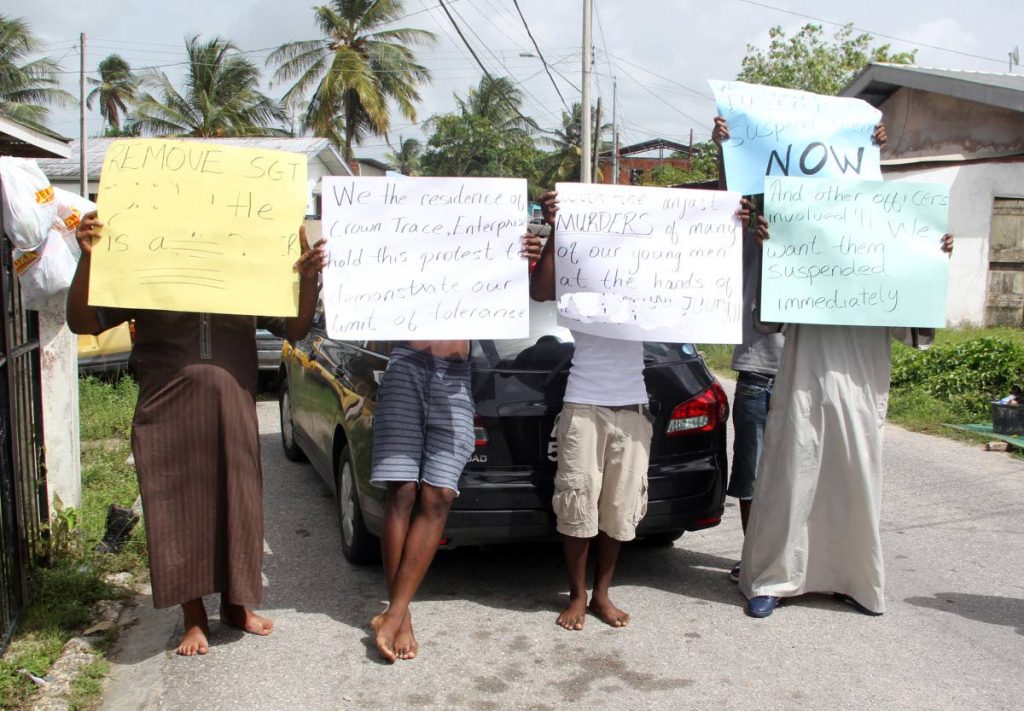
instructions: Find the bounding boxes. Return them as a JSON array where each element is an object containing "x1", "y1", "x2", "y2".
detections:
[{"x1": 740, "y1": 236, "x2": 954, "y2": 618}]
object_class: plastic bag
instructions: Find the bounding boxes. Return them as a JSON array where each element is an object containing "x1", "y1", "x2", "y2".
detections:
[
  {"x1": 13, "y1": 228, "x2": 77, "y2": 310},
  {"x1": 0, "y1": 157, "x2": 57, "y2": 252},
  {"x1": 51, "y1": 187, "x2": 96, "y2": 259}
]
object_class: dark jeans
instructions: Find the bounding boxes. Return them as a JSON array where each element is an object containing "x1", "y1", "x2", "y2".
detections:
[{"x1": 727, "y1": 371, "x2": 774, "y2": 500}]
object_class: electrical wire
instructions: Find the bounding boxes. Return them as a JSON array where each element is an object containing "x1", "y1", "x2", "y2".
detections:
[
  {"x1": 511, "y1": 0, "x2": 570, "y2": 113},
  {"x1": 730, "y1": 0, "x2": 1006, "y2": 65}
]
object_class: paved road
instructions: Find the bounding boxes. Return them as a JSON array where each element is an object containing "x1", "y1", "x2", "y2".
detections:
[{"x1": 102, "y1": 382, "x2": 1024, "y2": 711}]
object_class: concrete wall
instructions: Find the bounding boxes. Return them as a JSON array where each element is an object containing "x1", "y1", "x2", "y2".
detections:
[
  {"x1": 884, "y1": 159, "x2": 1024, "y2": 325},
  {"x1": 881, "y1": 89, "x2": 1024, "y2": 162},
  {"x1": 37, "y1": 304, "x2": 82, "y2": 510}
]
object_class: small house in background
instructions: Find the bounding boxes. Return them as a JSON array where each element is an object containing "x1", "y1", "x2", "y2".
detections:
[
  {"x1": 349, "y1": 157, "x2": 395, "y2": 177},
  {"x1": 841, "y1": 63, "x2": 1024, "y2": 327},
  {"x1": 36, "y1": 136, "x2": 353, "y2": 221},
  {"x1": 598, "y1": 138, "x2": 693, "y2": 185}
]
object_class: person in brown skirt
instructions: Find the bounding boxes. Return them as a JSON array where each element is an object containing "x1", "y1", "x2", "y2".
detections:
[{"x1": 66, "y1": 210, "x2": 326, "y2": 656}]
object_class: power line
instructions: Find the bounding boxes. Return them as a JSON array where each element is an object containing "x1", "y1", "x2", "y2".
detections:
[
  {"x1": 730, "y1": 0, "x2": 1006, "y2": 65},
  {"x1": 512, "y1": 0, "x2": 570, "y2": 113},
  {"x1": 436, "y1": 0, "x2": 492, "y2": 82}
]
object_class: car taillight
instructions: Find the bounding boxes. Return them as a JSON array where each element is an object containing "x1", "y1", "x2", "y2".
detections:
[
  {"x1": 473, "y1": 414, "x2": 488, "y2": 447},
  {"x1": 711, "y1": 380, "x2": 730, "y2": 422},
  {"x1": 666, "y1": 381, "x2": 728, "y2": 436}
]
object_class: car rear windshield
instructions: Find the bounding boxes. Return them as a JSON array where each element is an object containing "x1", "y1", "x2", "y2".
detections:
[{"x1": 470, "y1": 301, "x2": 699, "y2": 371}]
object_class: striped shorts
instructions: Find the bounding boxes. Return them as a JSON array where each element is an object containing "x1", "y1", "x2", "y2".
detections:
[{"x1": 370, "y1": 345, "x2": 475, "y2": 495}]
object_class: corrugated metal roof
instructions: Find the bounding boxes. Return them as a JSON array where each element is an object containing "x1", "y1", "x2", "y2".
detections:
[
  {"x1": 842, "y1": 63, "x2": 1024, "y2": 113},
  {"x1": 0, "y1": 113, "x2": 71, "y2": 158},
  {"x1": 35, "y1": 136, "x2": 351, "y2": 178}
]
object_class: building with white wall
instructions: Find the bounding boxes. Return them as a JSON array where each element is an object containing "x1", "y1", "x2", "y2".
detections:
[{"x1": 841, "y1": 64, "x2": 1024, "y2": 327}]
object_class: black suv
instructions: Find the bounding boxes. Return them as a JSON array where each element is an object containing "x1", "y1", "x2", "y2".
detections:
[{"x1": 279, "y1": 301, "x2": 728, "y2": 563}]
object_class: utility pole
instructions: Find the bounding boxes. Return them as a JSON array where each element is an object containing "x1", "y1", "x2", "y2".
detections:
[
  {"x1": 592, "y1": 97, "x2": 601, "y2": 182},
  {"x1": 79, "y1": 33, "x2": 87, "y2": 198},
  {"x1": 580, "y1": 0, "x2": 592, "y2": 183},
  {"x1": 611, "y1": 77, "x2": 618, "y2": 184}
]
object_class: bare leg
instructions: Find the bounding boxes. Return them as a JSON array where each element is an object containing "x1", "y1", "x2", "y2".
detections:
[
  {"x1": 374, "y1": 483, "x2": 455, "y2": 663},
  {"x1": 740, "y1": 499, "x2": 752, "y2": 533},
  {"x1": 588, "y1": 532, "x2": 630, "y2": 627},
  {"x1": 556, "y1": 535, "x2": 590, "y2": 631},
  {"x1": 220, "y1": 598, "x2": 273, "y2": 636},
  {"x1": 375, "y1": 482, "x2": 419, "y2": 661},
  {"x1": 177, "y1": 598, "x2": 209, "y2": 656}
]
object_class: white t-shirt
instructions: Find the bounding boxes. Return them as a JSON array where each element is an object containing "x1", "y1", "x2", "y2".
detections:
[{"x1": 564, "y1": 330, "x2": 648, "y2": 406}]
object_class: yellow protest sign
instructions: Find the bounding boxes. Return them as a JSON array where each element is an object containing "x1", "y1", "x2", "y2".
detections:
[{"x1": 91, "y1": 138, "x2": 308, "y2": 316}]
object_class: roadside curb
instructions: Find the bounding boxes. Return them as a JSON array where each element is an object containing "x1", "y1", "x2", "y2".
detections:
[{"x1": 27, "y1": 574, "x2": 137, "y2": 711}]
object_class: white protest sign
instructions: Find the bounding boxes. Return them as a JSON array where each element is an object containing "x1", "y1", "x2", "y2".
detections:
[
  {"x1": 320, "y1": 176, "x2": 529, "y2": 339},
  {"x1": 709, "y1": 80, "x2": 882, "y2": 196},
  {"x1": 554, "y1": 182, "x2": 743, "y2": 343}
]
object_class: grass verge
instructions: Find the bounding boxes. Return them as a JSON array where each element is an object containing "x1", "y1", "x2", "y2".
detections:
[
  {"x1": 0, "y1": 376, "x2": 144, "y2": 710},
  {"x1": 702, "y1": 328, "x2": 1023, "y2": 444}
]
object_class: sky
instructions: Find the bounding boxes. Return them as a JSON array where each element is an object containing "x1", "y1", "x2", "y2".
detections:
[{"x1": 17, "y1": 0, "x2": 1024, "y2": 162}]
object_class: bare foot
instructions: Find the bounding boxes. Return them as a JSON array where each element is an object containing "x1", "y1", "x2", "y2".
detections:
[
  {"x1": 589, "y1": 595, "x2": 630, "y2": 628},
  {"x1": 556, "y1": 594, "x2": 587, "y2": 631},
  {"x1": 220, "y1": 602, "x2": 273, "y2": 636},
  {"x1": 394, "y1": 612, "x2": 418, "y2": 660},
  {"x1": 371, "y1": 611, "x2": 401, "y2": 663},
  {"x1": 177, "y1": 599, "x2": 209, "y2": 656}
]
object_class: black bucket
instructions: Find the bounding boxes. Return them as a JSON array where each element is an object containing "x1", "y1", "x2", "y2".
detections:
[{"x1": 991, "y1": 402, "x2": 1024, "y2": 435}]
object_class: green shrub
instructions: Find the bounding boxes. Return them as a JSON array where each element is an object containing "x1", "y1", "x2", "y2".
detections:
[
  {"x1": 78, "y1": 376, "x2": 138, "y2": 441},
  {"x1": 891, "y1": 337, "x2": 1024, "y2": 421}
]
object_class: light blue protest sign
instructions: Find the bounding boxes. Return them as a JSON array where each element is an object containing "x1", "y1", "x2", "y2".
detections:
[
  {"x1": 761, "y1": 177, "x2": 950, "y2": 327},
  {"x1": 710, "y1": 80, "x2": 883, "y2": 196}
]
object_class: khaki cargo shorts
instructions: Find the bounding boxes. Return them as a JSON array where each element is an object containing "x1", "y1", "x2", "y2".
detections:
[{"x1": 552, "y1": 403, "x2": 653, "y2": 541}]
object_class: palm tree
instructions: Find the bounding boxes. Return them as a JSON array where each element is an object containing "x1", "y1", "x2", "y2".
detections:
[
  {"x1": 539, "y1": 102, "x2": 609, "y2": 184},
  {"x1": 133, "y1": 36, "x2": 286, "y2": 137},
  {"x1": 454, "y1": 75, "x2": 535, "y2": 133},
  {"x1": 87, "y1": 54, "x2": 138, "y2": 134},
  {"x1": 268, "y1": 0, "x2": 435, "y2": 159},
  {"x1": 0, "y1": 14, "x2": 73, "y2": 126},
  {"x1": 387, "y1": 135, "x2": 421, "y2": 175}
]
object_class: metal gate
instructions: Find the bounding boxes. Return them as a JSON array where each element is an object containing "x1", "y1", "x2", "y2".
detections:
[{"x1": 0, "y1": 232, "x2": 48, "y2": 651}]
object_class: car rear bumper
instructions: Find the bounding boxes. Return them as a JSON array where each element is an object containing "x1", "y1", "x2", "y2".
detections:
[
  {"x1": 434, "y1": 456, "x2": 725, "y2": 548},
  {"x1": 257, "y1": 348, "x2": 282, "y2": 372},
  {"x1": 78, "y1": 353, "x2": 131, "y2": 376}
]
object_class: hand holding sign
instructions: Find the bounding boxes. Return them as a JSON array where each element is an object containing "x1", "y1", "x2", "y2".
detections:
[
  {"x1": 761, "y1": 176, "x2": 950, "y2": 327},
  {"x1": 553, "y1": 182, "x2": 744, "y2": 343},
  {"x1": 709, "y1": 80, "x2": 883, "y2": 196},
  {"x1": 90, "y1": 139, "x2": 309, "y2": 316},
  {"x1": 320, "y1": 176, "x2": 530, "y2": 340}
]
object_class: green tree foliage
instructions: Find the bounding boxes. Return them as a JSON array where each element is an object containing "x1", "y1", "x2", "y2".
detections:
[
  {"x1": 640, "y1": 141, "x2": 721, "y2": 187},
  {"x1": 538, "y1": 103, "x2": 610, "y2": 185},
  {"x1": 387, "y1": 135, "x2": 422, "y2": 175},
  {"x1": 640, "y1": 163, "x2": 688, "y2": 187},
  {"x1": 133, "y1": 36, "x2": 286, "y2": 137},
  {"x1": 87, "y1": 54, "x2": 138, "y2": 133},
  {"x1": 891, "y1": 337, "x2": 1024, "y2": 421},
  {"x1": 420, "y1": 113, "x2": 538, "y2": 180},
  {"x1": 0, "y1": 14, "x2": 72, "y2": 127},
  {"x1": 421, "y1": 76, "x2": 538, "y2": 182},
  {"x1": 269, "y1": 0, "x2": 435, "y2": 159},
  {"x1": 738, "y1": 23, "x2": 916, "y2": 95}
]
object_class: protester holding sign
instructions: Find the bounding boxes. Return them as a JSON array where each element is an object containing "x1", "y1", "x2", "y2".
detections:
[
  {"x1": 712, "y1": 115, "x2": 782, "y2": 585},
  {"x1": 369, "y1": 233, "x2": 542, "y2": 664},
  {"x1": 530, "y1": 189, "x2": 648, "y2": 631},
  {"x1": 740, "y1": 233, "x2": 952, "y2": 619},
  {"x1": 66, "y1": 210, "x2": 326, "y2": 656},
  {"x1": 712, "y1": 112, "x2": 957, "y2": 618}
]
